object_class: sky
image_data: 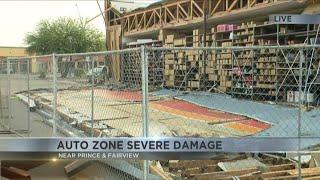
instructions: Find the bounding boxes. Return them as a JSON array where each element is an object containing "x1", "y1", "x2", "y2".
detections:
[{"x1": 0, "y1": 0, "x2": 159, "y2": 47}]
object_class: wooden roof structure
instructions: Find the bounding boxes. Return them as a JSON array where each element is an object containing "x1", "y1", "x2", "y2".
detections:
[{"x1": 106, "y1": 0, "x2": 310, "y2": 38}]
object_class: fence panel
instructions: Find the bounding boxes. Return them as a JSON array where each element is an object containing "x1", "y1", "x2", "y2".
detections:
[
  {"x1": 8, "y1": 58, "x2": 30, "y2": 135},
  {"x1": 0, "y1": 59, "x2": 11, "y2": 133},
  {"x1": 24, "y1": 55, "x2": 56, "y2": 137},
  {"x1": 53, "y1": 49, "x2": 152, "y2": 179},
  {"x1": 2, "y1": 45, "x2": 320, "y2": 179},
  {"x1": 53, "y1": 53, "x2": 93, "y2": 137},
  {"x1": 146, "y1": 46, "x2": 320, "y2": 138},
  {"x1": 300, "y1": 47, "x2": 320, "y2": 138},
  {"x1": 147, "y1": 46, "x2": 301, "y2": 138},
  {"x1": 51, "y1": 49, "x2": 144, "y2": 138},
  {"x1": 146, "y1": 45, "x2": 320, "y2": 179}
]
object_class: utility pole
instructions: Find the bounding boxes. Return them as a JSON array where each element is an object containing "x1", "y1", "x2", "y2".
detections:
[
  {"x1": 75, "y1": 3, "x2": 82, "y2": 21},
  {"x1": 203, "y1": 0, "x2": 208, "y2": 48},
  {"x1": 97, "y1": 0, "x2": 106, "y2": 25},
  {"x1": 105, "y1": 0, "x2": 110, "y2": 50},
  {"x1": 104, "y1": 0, "x2": 110, "y2": 28},
  {"x1": 202, "y1": 0, "x2": 208, "y2": 88}
]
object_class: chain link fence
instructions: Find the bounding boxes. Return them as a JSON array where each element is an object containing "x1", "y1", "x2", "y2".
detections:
[
  {"x1": 148, "y1": 46, "x2": 320, "y2": 139},
  {"x1": 1, "y1": 45, "x2": 320, "y2": 179},
  {"x1": 0, "y1": 59, "x2": 11, "y2": 133}
]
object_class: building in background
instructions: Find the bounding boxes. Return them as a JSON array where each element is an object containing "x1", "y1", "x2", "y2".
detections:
[
  {"x1": 0, "y1": 46, "x2": 40, "y2": 74},
  {"x1": 0, "y1": 46, "x2": 28, "y2": 60}
]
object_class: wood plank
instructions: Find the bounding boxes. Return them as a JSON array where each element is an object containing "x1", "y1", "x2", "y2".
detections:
[
  {"x1": 268, "y1": 164, "x2": 296, "y2": 171},
  {"x1": 228, "y1": 0, "x2": 239, "y2": 12},
  {"x1": 250, "y1": 0, "x2": 257, "y2": 7},
  {"x1": 129, "y1": 15, "x2": 135, "y2": 31},
  {"x1": 211, "y1": 0, "x2": 222, "y2": 15},
  {"x1": 178, "y1": 4, "x2": 189, "y2": 18},
  {"x1": 146, "y1": 11, "x2": 155, "y2": 28},
  {"x1": 263, "y1": 167, "x2": 320, "y2": 178},
  {"x1": 169, "y1": 155, "x2": 247, "y2": 170},
  {"x1": 150, "y1": 165, "x2": 173, "y2": 180},
  {"x1": 192, "y1": 0, "x2": 204, "y2": 16},
  {"x1": 222, "y1": 164, "x2": 296, "y2": 179},
  {"x1": 137, "y1": 13, "x2": 145, "y2": 29},
  {"x1": 192, "y1": 167, "x2": 258, "y2": 180},
  {"x1": 165, "y1": 7, "x2": 176, "y2": 22},
  {"x1": 265, "y1": 172, "x2": 320, "y2": 180},
  {"x1": 64, "y1": 160, "x2": 92, "y2": 177},
  {"x1": 188, "y1": 162, "x2": 298, "y2": 179},
  {"x1": 1, "y1": 166, "x2": 31, "y2": 180},
  {"x1": 304, "y1": 176, "x2": 320, "y2": 180},
  {"x1": 169, "y1": 160, "x2": 224, "y2": 170},
  {"x1": 183, "y1": 164, "x2": 218, "y2": 176}
]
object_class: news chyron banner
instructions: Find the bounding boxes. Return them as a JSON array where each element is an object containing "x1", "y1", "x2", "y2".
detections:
[{"x1": 0, "y1": 137, "x2": 308, "y2": 160}]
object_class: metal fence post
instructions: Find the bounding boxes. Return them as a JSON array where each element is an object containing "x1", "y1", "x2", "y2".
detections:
[
  {"x1": 52, "y1": 53, "x2": 57, "y2": 137},
  {"x1": 298, "y1": 49, "x2": 303, "y2": 180},
  {"x1": 91, "y1": 56, "x2": 94, "y2": 137},
  {"x1": 141, "y1": 45, "x2": 149, "y2": 180},
  {"x1": 27, "y1": 58, "x2": 31, "y2": 137},
  {"x1": 0, "y1": 61, "x2": 3, "y2": 122},
  {"x1": 6, "y1": 58, "x2": 11, "y2": 130}
]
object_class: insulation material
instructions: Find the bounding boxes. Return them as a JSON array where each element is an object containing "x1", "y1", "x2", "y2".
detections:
[
  {"x1": 157, "y1": 117, "x2": 243, "y2": 137},
  {"x1": 225, "y1": 122, "x2": 265, "y2": 135},
  {"x1": 82, "y1": 89, "x2": 158, "y2": 102},
  {"x1": 151, "y1": 99, "x2": 271, "y2": 135},
  {"x1": 239, "y1": 119, "x2": 271, "y2": 129},
  {"x1": 225, "y1": 119, "x2": 271, "y2": 135},
  {"x1": 151, "y1": 99, "x2": 242, "y2": 123},
  {"x1": 152, "y1": 89, "x2": 320, "y2": 140},
  {"x1": 88, "y1": 89, "x2": 143, "y2": 101}
]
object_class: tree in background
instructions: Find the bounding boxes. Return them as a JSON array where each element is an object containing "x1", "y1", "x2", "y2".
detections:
[
  {"x1": 25, "y1": 17, "x2": 106, "y2": 77},
  {"x1": 25, "y1": 17, "x2": 105, "y2": 54}
]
